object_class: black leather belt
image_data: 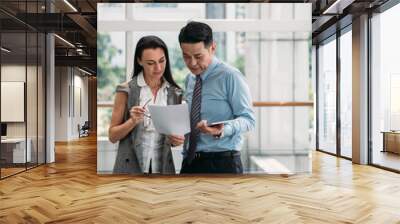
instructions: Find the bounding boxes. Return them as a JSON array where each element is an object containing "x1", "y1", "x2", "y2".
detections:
[{"x1": 194, "y1": 151, "x2": 240, "y2": 159}]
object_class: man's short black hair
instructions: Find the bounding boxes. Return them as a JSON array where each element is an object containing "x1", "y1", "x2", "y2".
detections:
[{"x1": 179, "y1": 21, "x2": 213, "y2": 47}]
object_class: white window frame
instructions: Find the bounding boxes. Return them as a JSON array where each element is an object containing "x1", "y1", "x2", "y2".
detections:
[{"x1": 97, "y1": 3, "x2": 311, "y2": 107}]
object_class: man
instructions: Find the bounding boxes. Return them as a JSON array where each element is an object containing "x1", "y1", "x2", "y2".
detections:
[{"x1": 179, "y1": 21, "x2": 255, "y2": 174}]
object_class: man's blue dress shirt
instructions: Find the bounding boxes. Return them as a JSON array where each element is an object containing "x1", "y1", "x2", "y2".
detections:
[{"x1": 183, "y1": 57, "x2": 255, "y2": 155}]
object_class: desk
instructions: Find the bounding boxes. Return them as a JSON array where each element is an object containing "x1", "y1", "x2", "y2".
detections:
[
  {"x1": 382, "y1": 131, "x2": 400, "y2": 154},
  {"x1": 1, "y1": 138, "x2": 31, "y2": 163}
]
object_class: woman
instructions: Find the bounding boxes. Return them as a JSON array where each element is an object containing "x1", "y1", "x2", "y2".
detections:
[{"x1": 109, "y1": 36, "x2": 184, "y2": 174}]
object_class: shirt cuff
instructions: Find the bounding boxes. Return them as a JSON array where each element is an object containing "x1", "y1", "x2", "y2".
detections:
[{"x1": 223, "y1": 123, "x2": 233, "y2": 137}]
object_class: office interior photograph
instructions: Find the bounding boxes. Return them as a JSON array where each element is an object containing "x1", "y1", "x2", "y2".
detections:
[
  {"x1": 97, "y1": 3, "x2": 313, "y2": 175},
  {"x1": 1, "y1": 0, "x2": 400, "y2": 223}
]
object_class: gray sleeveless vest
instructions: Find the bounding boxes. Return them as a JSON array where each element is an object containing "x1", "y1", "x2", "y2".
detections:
[{"x1": 113, "y1": 76, "x2": 183, "y2": 174}]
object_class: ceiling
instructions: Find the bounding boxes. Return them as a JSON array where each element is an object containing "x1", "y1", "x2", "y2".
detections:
[{"x1": 0, "y1": 0, "x2": 97, "y2": 74}]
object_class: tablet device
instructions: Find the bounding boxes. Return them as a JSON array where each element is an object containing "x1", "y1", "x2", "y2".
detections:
[{"x1": 208, "y1": 120, "x2": 233, "y2": 127}]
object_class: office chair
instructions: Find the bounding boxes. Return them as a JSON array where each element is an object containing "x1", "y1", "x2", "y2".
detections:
[{"x1": 79, "y1": 121, "x2": 90, "y2": 138}]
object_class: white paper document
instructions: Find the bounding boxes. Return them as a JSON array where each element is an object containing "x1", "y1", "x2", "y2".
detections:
[{"x1": 148, "y1": 104, "x2": 191, "y2": 135}]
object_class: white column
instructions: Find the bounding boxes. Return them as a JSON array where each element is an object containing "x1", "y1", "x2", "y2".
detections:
[
  {"x1": 225, "y1": 3, "x2": 236, "y2": 64},
  {"x1": 46, "y1": 33, "x2": 55, "y2": 163}
]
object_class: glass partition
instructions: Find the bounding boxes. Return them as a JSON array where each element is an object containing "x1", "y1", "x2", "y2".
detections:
[
  {"x1": 0, "y1": 1, "x2": 46, "y2": 179},
  {"x1": 1, "y1": 30, "x2": 28, "y2": 177}
]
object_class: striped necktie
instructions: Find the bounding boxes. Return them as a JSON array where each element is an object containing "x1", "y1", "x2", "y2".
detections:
[{"x1": 187, "y1": 75, "x2": 202, "y2": 163}]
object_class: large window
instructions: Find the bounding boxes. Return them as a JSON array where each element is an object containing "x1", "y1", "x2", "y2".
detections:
[
  {"x1": 371, "y1": 3, "x2": 400, "y2": 171},
  {"x1": 340, "y1": 28, "x2": 352, "y2": 158},
  {"x1": 316, "y1": 26, "x2": 353, "y2": 160},
  {"x1": 318, "y1": 37, "x2": 337, "y2": 155}
]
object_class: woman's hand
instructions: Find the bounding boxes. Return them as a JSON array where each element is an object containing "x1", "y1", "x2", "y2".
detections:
[
  {"x1": 168, "y1": 135, "x2": 185, "y2": 147},
  {"x1": 129, "y1": 106, "x2": 145, "y2": 125}
]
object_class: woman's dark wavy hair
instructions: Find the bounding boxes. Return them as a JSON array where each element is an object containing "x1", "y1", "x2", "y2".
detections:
[{"x1": 132, "y1": 35, "x2": 181, "y2": 89}]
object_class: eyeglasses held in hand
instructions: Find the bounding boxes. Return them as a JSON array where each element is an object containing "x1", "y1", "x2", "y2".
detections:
[{"x1": 142, "y1": 98, "x2": 152, "y2": 119}]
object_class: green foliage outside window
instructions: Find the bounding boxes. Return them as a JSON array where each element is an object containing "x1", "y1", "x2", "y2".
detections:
[
  {"x1": 169, "y1": 44, "x2": 188, "y2": 90},
  {"x1": 97, "y1": 33, "x2": 125, "y2": 102}
]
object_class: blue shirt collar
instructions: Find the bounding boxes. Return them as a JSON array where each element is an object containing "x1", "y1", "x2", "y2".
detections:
[{"x1": 193, "y1": 57, "x2": 219, "y2": 81}]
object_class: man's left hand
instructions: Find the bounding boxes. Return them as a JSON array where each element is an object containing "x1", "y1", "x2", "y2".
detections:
[{"x1": 196, "y1": 120, "x2": 224, "y2": 137}]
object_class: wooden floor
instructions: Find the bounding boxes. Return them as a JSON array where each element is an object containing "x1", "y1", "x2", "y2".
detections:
[
  {"x1": 1, "y1": 167, "x2": 26, "y2": 178},
  {"x1": 1, "y1": 163, "x2": 46, "y2": 178},
  {"x1": 1, "y1": 135, "x2": 400, "y2": 223}
]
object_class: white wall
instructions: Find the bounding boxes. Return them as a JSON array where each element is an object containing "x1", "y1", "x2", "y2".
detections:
[
  {"x1": 55, "y1": 67, "x2": 89, "y2": 141},
  {"x1": 74, "y1": 71, "x2": 89, "y2": 139},
  {"x1": 55, "y1": 66, "x2": 68, "y2": 141}
]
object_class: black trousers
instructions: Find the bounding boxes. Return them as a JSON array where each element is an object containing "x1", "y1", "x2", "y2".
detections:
[{"x1": 180, "y1": 151, "x2": 243, "y2": 174}]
